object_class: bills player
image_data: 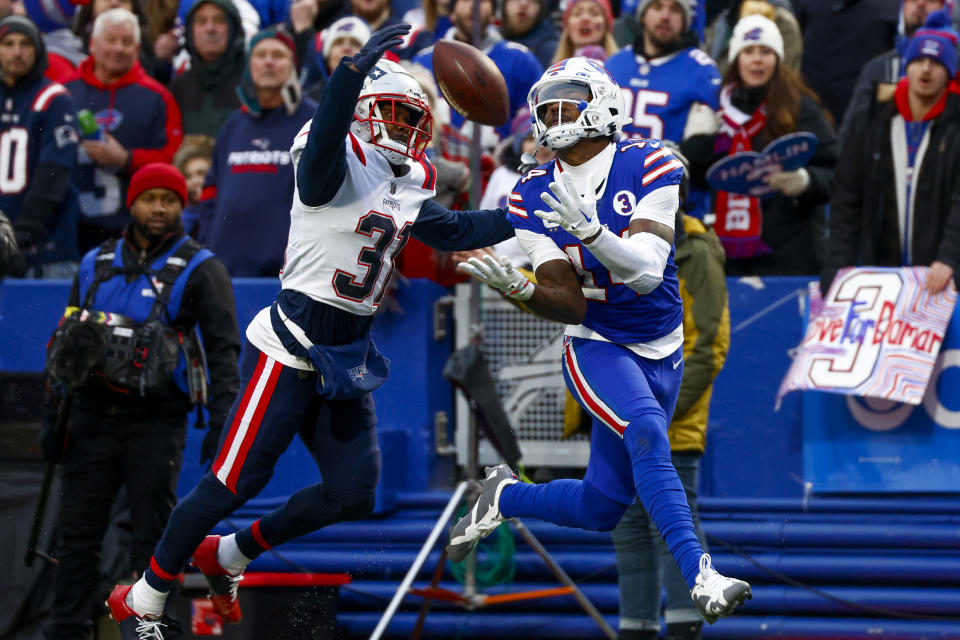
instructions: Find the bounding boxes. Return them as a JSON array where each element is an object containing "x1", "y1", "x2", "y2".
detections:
[
  {"x1": 105, "y1": 23, "x2": 514, "y2": 639},
  {"x1": 449, "y1": 57, "x2": 751, "y2": 624}
]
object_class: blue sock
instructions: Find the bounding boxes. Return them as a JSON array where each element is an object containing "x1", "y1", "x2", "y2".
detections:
[
  {"x1": 623, "y1": 419, "x2": 703, "y2": 588},
  {"x1": 499, "y1": 479, "x2": 627, "y2": 531}
]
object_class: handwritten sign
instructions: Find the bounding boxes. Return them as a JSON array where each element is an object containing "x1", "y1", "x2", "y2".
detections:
[
  {"x1": 706, "y1": 132, "x2": 818, "y2": 197},
  {"x1": 777, "y1": 267, "x2": 957, "y2": 406}
]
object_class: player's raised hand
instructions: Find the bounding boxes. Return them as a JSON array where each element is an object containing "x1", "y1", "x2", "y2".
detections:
[
  {"x1": 351, "y1": 23, "x2": 410, "y2": 74},
  {"x1": 538, "y1": 172, "x2": 602, "y2": 241},
  {"x1": 457, "y1": 254, "x2": 534, "y2": 301}
]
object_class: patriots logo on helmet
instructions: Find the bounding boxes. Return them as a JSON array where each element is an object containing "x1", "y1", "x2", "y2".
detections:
[
  {"x1": 744, "y1": 27, "x2": 763, "y2": 41},
  {"x1": 368, "y1": 66, "x2": 387, "y2": 80}
]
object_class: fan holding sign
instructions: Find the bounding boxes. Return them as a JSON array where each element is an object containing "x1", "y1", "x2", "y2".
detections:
[{"x1": 686, "y1": 15, "x2": 838, "y2": 276}]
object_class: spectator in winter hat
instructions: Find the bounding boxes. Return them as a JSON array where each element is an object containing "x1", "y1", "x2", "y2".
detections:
[
  {"x1": 703, "y1": 0, "x2": 804, "y2": 76},
  {"x1": 194, "y1": 26, "x2": 316, "y2": 276},
  {"x1": 685, "y1": 14, "x2": 838, "y2": 276},
  {"x1": 170, "y1": 0, "x2": 246, "y2": 137},
  {"x1": 501, "y1": 0, "x2": 559, "y2": 67},
  {"x1": 552, "y1": 0, "x2": 618, "y2": 62},
  {"x1": 842, "y1": 0, "x2": 952, "y2": 138},
  {"x1": 827, "y1": 9, "x2": 960, "y2": 295},
  {"x1": 301, "y1": 15, "x2": 370, "y2": 101},
  {"x1": 606, "y1": 0, "x2": 722, "y2": 217}
]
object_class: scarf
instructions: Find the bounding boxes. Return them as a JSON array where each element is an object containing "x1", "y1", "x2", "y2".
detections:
[{"x1": 713, "y1": 84, "x2": 771, "y2": 259}]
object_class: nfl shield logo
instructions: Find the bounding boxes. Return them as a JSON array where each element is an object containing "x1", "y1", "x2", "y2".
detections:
[{"x1": 390, "y1": 182, "x2": 397, "y2": 195}]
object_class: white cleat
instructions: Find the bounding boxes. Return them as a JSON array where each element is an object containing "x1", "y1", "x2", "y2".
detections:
[
  {"x1": 690, "y1": 554, "x2": 752, "y2": 624},
  {"x1": 446, "y1": 465, "x2": 518, "y2": 562}
]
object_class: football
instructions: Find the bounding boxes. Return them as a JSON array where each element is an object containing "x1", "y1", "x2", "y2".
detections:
[{"x1": 433, "y1": 40, "x2": 511, "y2": 127}]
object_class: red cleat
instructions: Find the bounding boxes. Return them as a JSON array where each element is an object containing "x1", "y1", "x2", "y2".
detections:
[
  {"x1": 105, "y1": 584, "x2": 168, "y2": 639},
  {"x1": 190, "y1": 535, "x2": 243, "y2": 624}
]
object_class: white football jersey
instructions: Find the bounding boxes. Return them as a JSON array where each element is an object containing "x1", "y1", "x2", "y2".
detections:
[{"x1": 246, "y1": 119, "x2": 438, "y2": 369}]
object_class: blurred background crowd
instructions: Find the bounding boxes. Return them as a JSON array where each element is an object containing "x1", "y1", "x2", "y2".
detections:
[{"x1": 1, "y1": 0, "x2": 959, "y2": 291}]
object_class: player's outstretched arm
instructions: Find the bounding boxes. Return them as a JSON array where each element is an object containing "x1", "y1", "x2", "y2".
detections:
[
  {"x1": 297, "y1": 23, "x2": 410, "y2": 207},
  {"x1": 412, "y1": 199, "x2": 514, "y2": 251}
]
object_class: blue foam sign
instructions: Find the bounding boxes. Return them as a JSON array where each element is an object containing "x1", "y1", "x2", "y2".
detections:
[{"x1": 706, "y1": 132, "x2": 818, "y2": 198}]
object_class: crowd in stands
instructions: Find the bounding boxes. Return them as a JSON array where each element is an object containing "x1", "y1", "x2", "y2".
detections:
[{"x1": 1, "y1": 0, "x2": 959, "y2": 290}]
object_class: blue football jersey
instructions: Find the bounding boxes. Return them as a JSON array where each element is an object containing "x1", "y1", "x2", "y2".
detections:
[
  {"x1": 413, "y1": 38, "x2": 544, "y2": 140},
  {"x1": 0, "y1": 78, "x2": 79, "y2": 262},
  {"x1": 508, "y1": 140, "x2": 684, "y2": 345},
  {"x1": 606, "y1": 45, "x2": 721, "y2": 143}
]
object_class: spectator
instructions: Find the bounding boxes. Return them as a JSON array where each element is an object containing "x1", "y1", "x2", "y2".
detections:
[
  {"x1": 842, "y1": 0, "x2": 949, "y2": 138},
  {"x1": 74, "y1": 0, "x2": 177, "y2": 83},
  {"x1": 170, "y1": 0, "x2": 245, "y2": 137},
  {"x1": 607, "y1": 0, "x2": 719, "y2": 145},
  {"x1": 413, "y1": 0, "x2": 544, "y2": 141},
  {"x1": 0, "y1": 15, "x2": 80, "y2": 278},
  {"x1": 21, "y1": 0, "x2": 88, "y2": 81},
  {"x1": 301, "y1": 15, "x2": 370, "y2": 100},
  {"x1": 794, "y1": 0, "x2": 900, "y2": 124},
  {"x1": 501, "y1": 0, "x2": 560, "y2": 67},
  {"x1": 612, "y1": 202, "x2": 729, "y2": 640},
  {"x1": 687, "y1": 15, "x2": 838, "y2": 276},
  {"x1": 288, "y1": 0, "x2": 350, "y2": 72},
  {"x1": 607, "y1": 0, "x2": 720, "y2": 219},
  {"x1": 175, "y1": 0, "x2": 262, "y2": 41},
  {"x1": 43, "y1": 162, "x2": 239, "y2": 640},
  {"x1": 347, "y1": 0, "x2": 432, "y2": 57},
  {"x1": 704, "y1": 0, "x2": 803, "y2": 75},
  {"x1": 195, "y1": 26, "x2": 315, "y2": 276},
  {"x1": 172, "y1": 134, "x2": 214, "y2": 235},
  {"x1": 826, "y1": 11, "x2": 960, "y2": 294},
  {"x1": 551, "y1": 0, "x2": 618, "y2": 62},
  {"x1": 65, "y1": 8, "x2": 183, "y2": 252}
]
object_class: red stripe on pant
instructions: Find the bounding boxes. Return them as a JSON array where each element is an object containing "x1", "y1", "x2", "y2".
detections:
[
  {"x1": 223, "y1": 358, "x2": 283, "y2": 493},
  {"x1": 563, "y1": 341, "x2": 626, "y2": 436},
  {"x1": 150, "y1": 556, "x2": 178, "y2": 582},
  {"x1": 250, "y1": 520, "x2": 272, "y2": 550},
  {"x1": 213, "y1": 352, "x2": 268, "y2": 475}
]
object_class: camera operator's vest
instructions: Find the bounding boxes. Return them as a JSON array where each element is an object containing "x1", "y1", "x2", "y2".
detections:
[{"x1": 49, "y1": 236, "x2": 213, "y2": 402}]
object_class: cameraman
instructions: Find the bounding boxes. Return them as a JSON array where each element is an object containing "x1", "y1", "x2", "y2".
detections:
[{"x1": 43, "y1": 163, "x2": 240, "y2": 639}]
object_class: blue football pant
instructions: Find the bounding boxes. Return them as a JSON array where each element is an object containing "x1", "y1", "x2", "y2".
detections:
[
  {"x1": 499, "y1": 337, "x2": 704, "y2": 587},
  {"x1": 146, "y1": 341, "x2": 380, "y2": 589}
]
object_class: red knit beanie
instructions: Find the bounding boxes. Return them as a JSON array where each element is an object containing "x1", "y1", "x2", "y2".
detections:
[
  {"x1": 562, "y1": 0, "x2": 614, "y2": 30},
  {"x1": 126, "y1": 162, "x2": 188, "y2": 208}
]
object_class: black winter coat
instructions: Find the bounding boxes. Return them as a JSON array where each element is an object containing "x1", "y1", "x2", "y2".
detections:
[{"x1": 825, "y1": 92, "x2": 960, "y2": 290}]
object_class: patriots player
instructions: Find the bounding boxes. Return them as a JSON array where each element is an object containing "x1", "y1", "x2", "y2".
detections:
[
  {"x1": 106, "y1": 23, "x2": 514, "y2": 639},
  {"x1": 449, "y1": 57, "x2": 751, "y2": 625}
]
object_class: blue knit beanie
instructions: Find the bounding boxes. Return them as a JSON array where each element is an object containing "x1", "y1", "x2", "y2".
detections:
[{"x1": 905, "y1": 9, "x2": 959, "y2": 77}]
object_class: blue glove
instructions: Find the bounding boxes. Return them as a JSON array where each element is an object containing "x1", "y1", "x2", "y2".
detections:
[{"x1": 350, "y1": 23, "x2": 410, "y2": 75}]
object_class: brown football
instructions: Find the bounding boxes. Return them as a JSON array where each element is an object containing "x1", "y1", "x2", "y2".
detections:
[{"x1": 433, "y1": 40, "x2": 511, "y2": 127}]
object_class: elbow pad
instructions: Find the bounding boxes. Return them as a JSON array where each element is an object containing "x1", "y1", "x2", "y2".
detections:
[{"x1": 584, "y1": 229, "x2": 671, "y2": 294}]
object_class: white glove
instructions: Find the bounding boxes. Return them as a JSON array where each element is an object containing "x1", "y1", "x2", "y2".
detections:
[
  {"x1": 682, "y1": 102, "x2": 720, "y2": 139},
  {"x1": 457, "y1": 254, "x2": 535, "y2": 300},
  {"x1": 538, "y1": 172, "x2": 602, "y2": 241},
  {"x1": 768, "y1": 168, "x2": 810, "y2": 197}
]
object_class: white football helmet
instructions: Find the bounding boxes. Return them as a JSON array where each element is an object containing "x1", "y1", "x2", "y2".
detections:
[
  {"x1": 527, "y1": 57, "x2": 632, "y2": 151},
  {"x1": 352, "y1": 60, "x2": 433, "y2": 165}
]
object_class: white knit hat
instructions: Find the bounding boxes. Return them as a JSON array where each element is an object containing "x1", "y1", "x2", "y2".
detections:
[
  {"x1": 728, "y1": 14, "x2": 784, "y2": 63},
  {"x1": 322, "y1": 17, "x2": 372, "y2": 60}
]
